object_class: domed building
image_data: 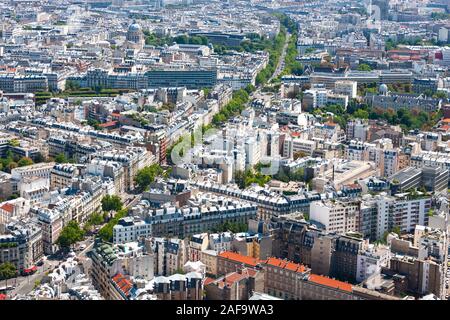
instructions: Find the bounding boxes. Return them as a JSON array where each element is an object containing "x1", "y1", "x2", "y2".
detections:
[
  {"x1": 379, "y1": 83, "x2": 389, "y2": 96},
  {"x1": 126, "y1": 22, "x2": 143, "y2": 44}
]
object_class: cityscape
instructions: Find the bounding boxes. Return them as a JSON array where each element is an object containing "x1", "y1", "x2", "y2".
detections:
[{"x1": 0, "y1": 0, "x2": 450, "y2": 303}]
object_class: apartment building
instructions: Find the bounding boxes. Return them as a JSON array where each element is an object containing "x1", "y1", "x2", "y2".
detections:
[
  {"x1": 232, "y1": 232, "x2": 273, "y2": 260},
  {"x1": 11, "y1": 162, "x2": 55, "y2": 182},
  {"x1": 388, "y1": 230, "x2": 447, "y2": 299},
  {"x1": 153, "y1": 273, "x2": 203, "y2": 300},
  {"x1": 0, "y1": 74, "x2": 48, "y2": 93},
  {"x1": 196, "y1": 249, "x2": 217, "y2": 276},
  {"x1": 356, "y1": 245, "x2": 391, "y2": 283},
  {"x1": 152, "y1": 237, "x2": 188, "y2": 276},
  {"x1": 310, "y1": 199, "x2": 361, "y2": 235},
  {"x1": 217, "y1": 251, "x2": 262, "y2": 276},
  {"x1": 37, "y1": 208, "x2": 63, "y2": 255},
  {"x1": 146, "y1": 69, "x2": 218, "y2": 89},
  {"x1": 113, "y1": 217, "x2": 152, "y2": 244},
  {"x1": 330, "y1": 235, "x2": 367, "y2": 283},
  {"x1": 263, "y1": 257, "x2": 310, "y2": 300},
  {"x1": 283, "y1": 137, "x2": 317, "y2": 158},
  {"x1": 87, "y1": 159, "x2": 126, "y2": 195},
  {"x1": 334, "y1": 80, "x2": 357, "y2": 99},
  {"x1": 50, "y1": 164, "x2": 81, "y2": 190},
  {"x1": 218, "y1": 251, "x2": 397, "y2": 300},
  {"x1": 188, "y1": 233, "x2": 209, "y2": 262},
  {"x1": 0, "y1": 220, "x2": 43, "y2": 273},
  {"x1": 205, "y1": 267, "x2": 264, "y2": 300},
  {"x1": 130, "y1": 200, "x2": 257, "y2": 239},
  {"x1": 95, "y1": 147, "x2": 155, "y2": 191},
  {"x1": 89, "y1": 241, "x2": 154, "y2": 300}
]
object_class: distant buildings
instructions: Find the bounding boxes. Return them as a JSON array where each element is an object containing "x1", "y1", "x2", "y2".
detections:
[{"x1": 68, "y1": 68, "x2": 218, "y2": 91}]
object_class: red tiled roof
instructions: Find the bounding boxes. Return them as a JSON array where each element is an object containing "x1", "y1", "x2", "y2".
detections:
[
  {"x1": 223, "y1": 272, "x2": 247, "y2": 286},
  {"x1": 99, "y1": 121, "x2": 118, "y2": 128},
  {"x1": 265, "y1": 257, "x2": 307, "y2": 273},
  {"x1": 218, "y1": 251, "x2": 261, "y2": 267},
  {"x1": 112, "y1": 273, "x2": 133, "y2": 296},
  {"x1": 213, "y1": 269, "x2": 258, "y2": 289},
  {"x1": 308, "y1": 274, "x2": 352, "y2": 293},
  {"x1": 204, "y1": 277, "x2": 215, "y2": 286},
  {"x1": 0, "y1": 203, "x2": 14, "y2": 214}
]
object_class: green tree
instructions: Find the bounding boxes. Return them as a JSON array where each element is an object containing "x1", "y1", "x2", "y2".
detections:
[
  {"x1": 89, "y1": 212, "x2": 105, "y2": 225},
  {"x1": 65, "y1": 80, "x2": 80, "y2": 91},
  {"x1": 34, "y1": 280, "x2": 41, "y2": 289},
  {"x1": 57, "y1": 221, "x2": 85, "y2": 249},
  {"x1": 34, "y1": 153, "x2": 45, "y2": 163},
  {"x1": 134, "y1": 164, "x2": 163, "y2": 191},
  {"x1": 0, "y1": 262, "x2": 17, "y2": 280},
  {"x1": 8, "y1": 139, "x2": 20, "y2": 147},
  {"x1": 98, "y1": 208, "x2": 128, "y2": 242},
  {"x1": 87, "y1": 118, "x2": 102, "y2": 130},
  {"x1": 211, "y1": 221, "x2": 248, "y2": 233},
  {"x1": 7, "y1": 162, "x2": 18, "y2": 172},
  {"x1": 17, "y1": 157, "x2": 33, "y2": 167},
  {"x1": 433, "y1": 91, "x2": 448, "y2": 99},
  {"x1": 234, "y1": 168, "x2": 271, "y2": 189},
  {"x1": 392, "y1": 226, "x2": 401, "y2": 236},
  {"x1": 202, "y1": 87, "x2": 211, "y2": 97},
  {"x1": 353, "y1": 109, "x2": 369, "y2": 119},
  {"x1": 357, "y1": 63, "x2": 372, "y2": 71},
  {"x1": 101, "y1": 195, "x2": 123, "y2": 212},
  {"x1": 55, "y1": 153, "x2": 69, "y2": 164}
]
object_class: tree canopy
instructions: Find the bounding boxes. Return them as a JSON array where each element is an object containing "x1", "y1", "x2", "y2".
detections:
[
  {"x1": 357, "y1": 63, "x2": 372, "y2": 71},
  {"x1": 234, "y1": 168, "x2": 271, "y2": 189},
  {"x1": 211, "y1": 221, "x2": 248, "y2": 233},
  {"x1": 55, "y1": 153, "x2": 73, "y2": 164},
  {"x1": 0, "y1": 262, "x2": 17, "y2": 280},
  {"x1": 101, "y1": 195, "x2": 123, "y2": 212},
  {"x1": 134, "y1": 164, "x2": 164, "y2": 191},
  {"x1": 57, "y1": 221, "x2": 85, "y2": 249},
  {"x1": 17, "y1": 157, "x2": 33, "y2": 167},
  {"x1": 98, "y1": 208, "x2": 128, "y2": 242}
]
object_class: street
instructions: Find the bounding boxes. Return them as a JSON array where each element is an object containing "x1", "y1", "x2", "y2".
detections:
[
  {"x1": 7, "y1": 258, "x2": 60, "y2": 296},
  {"x1": 268, "y1": 32, "x2": 291, "y2": 83},
  {"x1": 4, "y1": 194, "x2": 141, "y2": 298},
  {"x1": 248, "y1": 31, "x2": 291, "y2": 105}
]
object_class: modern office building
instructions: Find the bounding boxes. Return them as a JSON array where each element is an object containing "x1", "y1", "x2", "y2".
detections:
[{"x1": 146, "y1": 69, "x2": 217, "y2": 89}]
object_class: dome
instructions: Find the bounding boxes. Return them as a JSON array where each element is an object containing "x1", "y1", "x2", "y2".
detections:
[
  {"x1": 379, "y1": 83, "x2": 388, "y2": 94},
  {"x1": 128, "y1": 23, "x2": 142, "y2": 32}
]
